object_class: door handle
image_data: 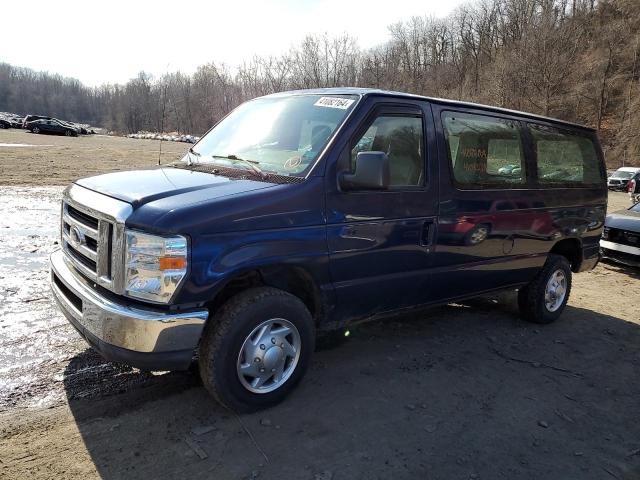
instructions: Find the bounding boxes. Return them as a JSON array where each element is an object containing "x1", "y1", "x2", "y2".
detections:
[{"x1": 420, "y1": 220, "x2": 435, "y2": 247}]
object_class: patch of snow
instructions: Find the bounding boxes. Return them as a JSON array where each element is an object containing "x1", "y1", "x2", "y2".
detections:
[{"x1": 0, "y1": 143, "x2": 54, "y2": 147}]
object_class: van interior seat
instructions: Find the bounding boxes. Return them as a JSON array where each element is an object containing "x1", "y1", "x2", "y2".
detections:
[{"x1": 371, "y1": 122, "x2": 422, "y2": 186}]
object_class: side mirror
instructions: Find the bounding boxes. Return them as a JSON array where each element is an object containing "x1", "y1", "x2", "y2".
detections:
[{"x1": 339, "y1": 151, "x2": 390, "y2": 191}]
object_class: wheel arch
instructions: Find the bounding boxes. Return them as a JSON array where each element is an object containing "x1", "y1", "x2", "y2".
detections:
[
  {"x1": 549, "y1": 237, "x2": 583, "y2": 272},
  {"x1": 207, "y1": 264, "x2": 325, "y2": 325}
]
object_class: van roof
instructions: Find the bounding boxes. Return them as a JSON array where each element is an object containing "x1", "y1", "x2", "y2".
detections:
[
  {"x1": 267, "y1": 87, "x2": 595, "y2": 132},
  {"x1": 616, "y1": 167, "x2": 640, "y2": 172}
]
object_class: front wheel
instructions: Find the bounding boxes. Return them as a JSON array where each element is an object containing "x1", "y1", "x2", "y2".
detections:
[
  {"x1": 518, "y1": 254, "x2": 572, "y2": 324},
  {"x1": 32, "y1": 127, "x2": 40, "y2": 134},
  {"x1": 199, "y1": 287, "x2": 315, "y2": 412}
]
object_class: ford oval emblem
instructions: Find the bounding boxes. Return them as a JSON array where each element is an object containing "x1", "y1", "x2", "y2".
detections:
[{"x1": 70, "y1": 226, "x2": 86, "y2": 246}]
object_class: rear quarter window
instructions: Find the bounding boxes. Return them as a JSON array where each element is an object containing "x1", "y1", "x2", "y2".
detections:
[
  {"x1": 529, "y1": 124, "x2": 604, "y2": 186},
  {"x1": 442, "y1": 112, "x2": 525, "y2": 189}
]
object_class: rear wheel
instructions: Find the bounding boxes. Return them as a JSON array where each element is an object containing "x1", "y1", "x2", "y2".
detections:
[
  {"x1": 518, "y1": 254, "x2": 572, "y2": 324},
  {"x1": 65, "y1": 129, "x2": 72, "y2": 136},
  {"x1": 199, "y1": 287, "x2": 315, "y2": 412},
  {"x1": 32, "y1": 127, "x2": 40, "y2": 134}
]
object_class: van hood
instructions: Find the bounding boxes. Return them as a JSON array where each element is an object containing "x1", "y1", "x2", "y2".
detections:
[{"x1": 75, "y1": 167, "x2": 276, "y2": 208}]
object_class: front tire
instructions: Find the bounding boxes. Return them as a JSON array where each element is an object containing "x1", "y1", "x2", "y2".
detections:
[
  {"x1": 199, "y1": 287, "x2": 315, "y2": 412},
  {"x1": 32, "y1": 127, "x2": 40, "y2": 134},
  {"x1": 518, "y1": 254, "x2": 572, "y2": 324}
]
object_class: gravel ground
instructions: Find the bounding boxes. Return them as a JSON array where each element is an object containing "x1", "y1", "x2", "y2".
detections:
[{"x1": 1, "y1": 132, "x2": 640, "y2": 479}]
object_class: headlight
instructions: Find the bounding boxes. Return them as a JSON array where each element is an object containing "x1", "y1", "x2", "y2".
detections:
[{"x1": 125, "y1": 230, "x2": 188, "y2": 303}]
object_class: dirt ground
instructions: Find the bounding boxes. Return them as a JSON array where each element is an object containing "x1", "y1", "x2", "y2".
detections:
[
  {"x1": 1, "y1": 132, "x2": 640, "y2": 479},
  {"x1": 0, "y1": 128, "x2": 188, "y2": 185}
]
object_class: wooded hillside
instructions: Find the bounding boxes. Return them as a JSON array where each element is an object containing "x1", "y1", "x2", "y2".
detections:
[{"x1": 0, "y1": 0, "x2": 637, "y2": 166}]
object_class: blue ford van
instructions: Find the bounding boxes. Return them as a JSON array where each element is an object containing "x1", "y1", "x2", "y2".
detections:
[{"x1": 50, "y1": 88, "x2": 607, "y2": 411}]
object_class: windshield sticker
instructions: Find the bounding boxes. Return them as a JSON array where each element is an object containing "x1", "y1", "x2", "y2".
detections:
[
  {"x1": 284, "y1": 155, "x2": 302, "y2": 170},
  {"x1": 314, "y1": 97, "x2": 355, "y2": 109}
]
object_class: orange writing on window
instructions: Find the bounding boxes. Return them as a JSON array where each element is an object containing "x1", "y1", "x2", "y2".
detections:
[{"x1": 461, "y1": 148, "x2": 487, "y2": 159}]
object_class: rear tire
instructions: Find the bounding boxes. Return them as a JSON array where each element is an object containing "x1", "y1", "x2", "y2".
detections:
[
  {"x1": 199, "y1": 287, "x2": 315, "y2": 412},
  {"x1": 32, "y1": 127, "x2": 40, "y2": 134},
  {"x1": 518, "y1": 254, "x2": 572, "y2": 324}
]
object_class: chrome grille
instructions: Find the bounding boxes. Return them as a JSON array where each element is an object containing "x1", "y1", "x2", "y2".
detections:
[
  {"x1": 60, "y1": 184, "x2": 132, "y2": 294},
  {"x1": 62, "y1": 201, "x2": 112, "y2": 284},
  {"x1": 604, "y1": 226, "x2": 640, "y2": 247}
]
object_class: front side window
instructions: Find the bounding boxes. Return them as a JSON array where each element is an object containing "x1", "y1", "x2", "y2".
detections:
[
  {"x1": 442, "y1": 112, "x2": 525, "y2": 188},
  {"x1": 351, "y1": 114, "x2": 424, "y2": 187},
  {"x1": 530, "y1": 124, "x2": 603, "y2": 186},
  {"x1": 189, "y1": 94, "x2": 357, "y2": 177}
]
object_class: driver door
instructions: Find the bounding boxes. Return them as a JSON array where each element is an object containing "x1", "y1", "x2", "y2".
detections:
[{"x1": 325, "y1": 99, "x2": 438, "y2": 321}]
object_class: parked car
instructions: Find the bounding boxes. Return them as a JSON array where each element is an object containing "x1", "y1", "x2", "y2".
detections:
[
  {"x1": 56, "y1": 120, "x2": 87, "y2": 134},
  {"x1": 601, "y1": 202, "x2": 640, "y2": 267},
  {"x1": 8, "y1": 116, "x2": 23, "y2": 128},
  {"x1": 58, "y1": 120, "x2": 85, "y2": 134},
  {"x1": 50, "y1": 88, "x2": 607, "y2": 412},
  {"x1": 26, "y1": 118, "x2": 78, "y2": 136},
  {"x1": 22, "y1": 115, "x2": 52, "y2": 128},
  {"x1": 498, "y1": 163, "x2": 519, "y2": 175},
  {"x1": 607, "y1": 167, "x2": 640, "y2": 191}
]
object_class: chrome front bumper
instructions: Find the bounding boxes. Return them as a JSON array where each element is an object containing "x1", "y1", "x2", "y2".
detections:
[
  {"x1": 50, "y1": 249, "x2": 208, "y2": 370},
  {"x1": 600, "y1": 239, "x2": 640, "y2": 268},
  {"x1": 600, "y1": 239, "x2": 640, "y2": 256}
]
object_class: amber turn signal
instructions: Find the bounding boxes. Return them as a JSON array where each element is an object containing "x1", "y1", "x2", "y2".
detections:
[{"x1": 159, "y1": 257, "x2": 187, "y2": 270}]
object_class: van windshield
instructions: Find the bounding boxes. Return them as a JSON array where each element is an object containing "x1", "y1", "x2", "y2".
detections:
[{"x1": 187, "y1": 94, "x2": 358, "y2": 177}]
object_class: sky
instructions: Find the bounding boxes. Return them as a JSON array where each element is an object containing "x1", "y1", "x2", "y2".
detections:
[{"x1": 1, "y1": 0, "x2": 466, "y2": 87}]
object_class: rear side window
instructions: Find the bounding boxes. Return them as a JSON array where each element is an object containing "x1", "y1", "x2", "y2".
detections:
[
  {"x1": 442, "y1": 112, "x2": 525, "y2": 188},
  {"x1": 529, "y1": 124, "x2": 603, "y2": 186}
]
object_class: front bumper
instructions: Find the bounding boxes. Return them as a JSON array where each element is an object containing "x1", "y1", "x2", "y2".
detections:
[
  {"x1": 600, "y1": 239, "x2": 640, "y2": 267},
  {"x1": 608, "y1": 181, "x2": 626, "y2": 190},
  {"x1": 50, "y1": 250, "x2": 208, "y2": 370}
]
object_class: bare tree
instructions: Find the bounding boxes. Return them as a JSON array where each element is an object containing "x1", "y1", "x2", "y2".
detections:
[{"x1": 2, "y1": 0, "x2": 639, "y2": 168}]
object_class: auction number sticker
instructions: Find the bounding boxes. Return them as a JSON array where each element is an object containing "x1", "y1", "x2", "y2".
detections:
[{"x1": 314, "y1": 97, "x2": 355, "y2": 109}]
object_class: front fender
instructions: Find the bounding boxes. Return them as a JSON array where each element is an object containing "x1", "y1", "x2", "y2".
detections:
[{"x1": 175, "y1": 225, "x2": 333, "y2": 310}]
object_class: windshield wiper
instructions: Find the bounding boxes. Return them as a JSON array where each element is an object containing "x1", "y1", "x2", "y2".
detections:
[{"x1": 210, "y1": 154, "x2": 267, "y2": 179}]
